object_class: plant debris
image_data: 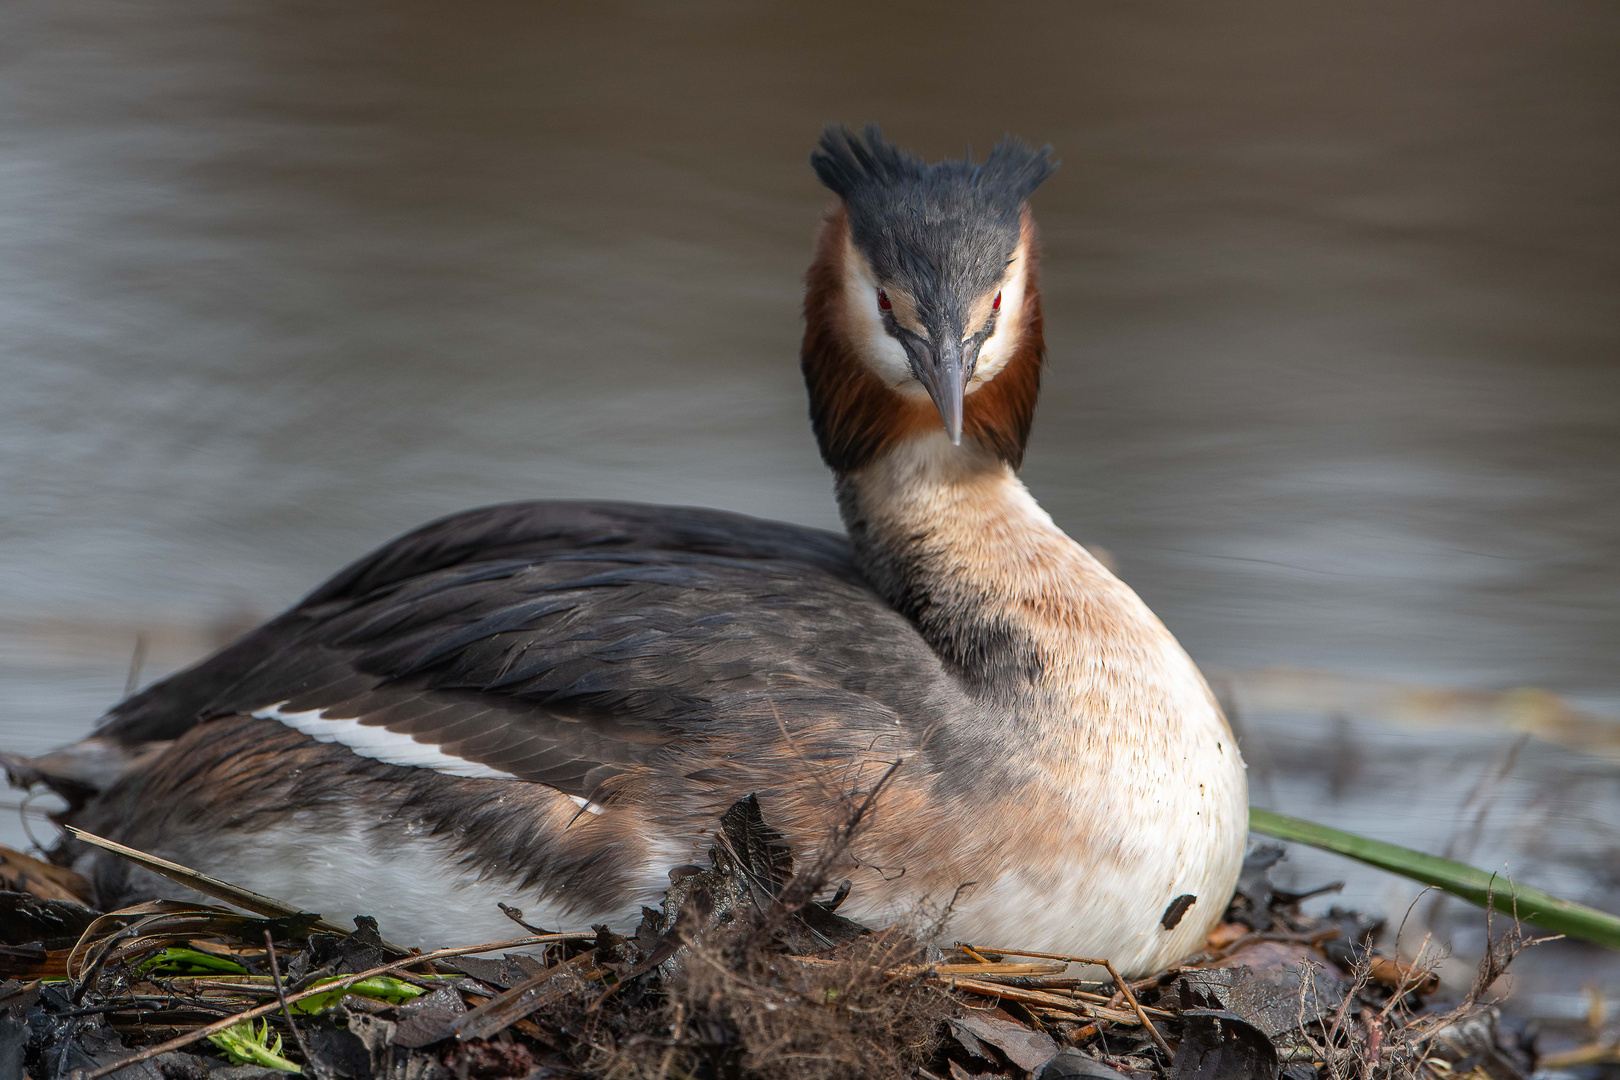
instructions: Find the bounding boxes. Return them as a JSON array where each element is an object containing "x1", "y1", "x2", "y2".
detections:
[{"x1": 0, "y1": 804, "x2": 1546, "y2": 1080}]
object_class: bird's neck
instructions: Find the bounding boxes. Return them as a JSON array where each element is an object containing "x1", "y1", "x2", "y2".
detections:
[{"x1": 837, "y1": 434, "x2": 1210, "y2": 724}]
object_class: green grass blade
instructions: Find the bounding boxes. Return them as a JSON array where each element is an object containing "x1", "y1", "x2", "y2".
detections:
[
  {"x1": 135, "y1": 946, "x2": 250, "y2": 978},
  {"x1": 208, "y1": 1019, "x2": 301, "y2": 1073},
  {"x1": 1249, "y1": 807, "x2": 1620, "y2": 951},
  {"x1": 289, "y1": 974, "x2": 430, "y2": 1015}
]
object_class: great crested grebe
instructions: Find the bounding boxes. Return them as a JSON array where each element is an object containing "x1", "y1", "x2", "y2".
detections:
[{"x1": 10, "y1": 126, "x2": 1246, "y2": 976}]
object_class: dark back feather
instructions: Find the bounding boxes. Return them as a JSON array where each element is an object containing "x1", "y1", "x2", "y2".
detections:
[
  {"x1": 91, "y1": 501, "x2": 977, "y2": 804},
  {"x1": 97, "y1": 502, "x2": 863, "y2": 746}
]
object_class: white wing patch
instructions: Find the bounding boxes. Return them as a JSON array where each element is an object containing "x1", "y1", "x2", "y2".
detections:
[
  {"x1": 253, "y1": 703, "x2": 608, "y2": 814},
  {"x1": 253, "y1": 703, "x2": 519, "y2": 780}
]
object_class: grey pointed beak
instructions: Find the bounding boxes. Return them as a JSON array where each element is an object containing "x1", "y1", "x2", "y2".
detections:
[{"x1": 912, "y1": 338, "x2": 968, "y2": 445}]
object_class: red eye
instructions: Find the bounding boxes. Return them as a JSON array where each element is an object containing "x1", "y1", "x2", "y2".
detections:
[
  {"x1": 876, "y1": 289, "x2": 891, "y2": 311},
  {"x1": 991, "y1": 291, "x2": 1002, "y2": 312}
]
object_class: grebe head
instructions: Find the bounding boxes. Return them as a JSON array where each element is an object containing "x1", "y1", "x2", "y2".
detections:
[{"x1": 804, "y1": 125, "x2": 1056, "y2": 475}]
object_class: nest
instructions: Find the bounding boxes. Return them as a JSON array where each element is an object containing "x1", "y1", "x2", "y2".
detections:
[{"x1": 0, "y1": 798, "x2": 1541, "y2": 1080}]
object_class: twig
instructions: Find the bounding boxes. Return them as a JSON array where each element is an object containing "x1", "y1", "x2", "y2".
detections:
[
  {"x1": 1099, "y1": 962, "x2": 1173, "y2": 1057},
  {"x1": 72, "y1": 931, "x2": 594, "y2": 1080},
  {"x1": 52, "y1": 998, "x2": 240, "y2": 1019},
  {"x1": 899, "y1": 961, "x2": 1066, "y2": 978},
  {"x1": 497, "y1": 903, "x2": 551, "y2": 936},
  {"x1": 961, "y1": 945, "x2": 1176, "y2": 1059},
  {"x1": 264, "y1": 929, "x2": 319, "y2": 1079},
  {"x1": 943, "y1": 976, "x2": 1139, "y2": 1024},
  {"x1": 177, "y1": 980, "x2": 282, "y2": 998},
  {"x1": 1294, "y1": 961, "x2": 1331, "y2": 1070}
]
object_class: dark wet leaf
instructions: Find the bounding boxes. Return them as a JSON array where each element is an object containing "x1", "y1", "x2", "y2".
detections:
[
  {"x1": 1036, "y1": 1049, "x2": 1129, "y2": 1079},
  {"x1": 393, "y1": 987, "x2": 468, "y2": 1048},
  {"x1": 0, "y1": 979, "x2": 39, "y2": 1009},
  {"x1": 1225, "y1": 846, "x2": 1285, "y2": 932},
  {"x1": 773, "y1": 890, "x2": 869, "y2": 955},
  {"x1": 949, "y1": 1013, "x2": 1059, "y2": 1071},
  {"x1": 454, "y1": 954, "x2": 594, "y2": 1041},
  {"x1": 1170, "y1": 1010, "x2": 1279, "y2": 1080},
  {"x1": 338, "y1": 1010, "x2": 400, "y2": 1078},
  {"x1": 0, "y1": 1009, "x2": 25, "y2": 1080},
  {"x1": 1178, "y1": 942, "x2": 1348, "y2": 1037},
  {"x1": 25, "y1": 988, "x2": 148, "y2": 1079},
  {"x1": 444, "y1": 953, "x2": 543, "y2": 990},
  {"x1": 305, "y1": 1024, "x2": 373, "y2": 1080},
  {"x1": 631, "y1": 905, "x2": 664, "y2": 954},
  {"x1": 712, "y1": 795, "x2": 794, "y2": 906},
  {"x1": 303, "y1": 918, "x2": 389, "y2": 977},
  {"x1": 1420, "y1": 1007, "x2": 1532, "y2": 1080},
  {"x1": 591, "y1": 925, "x2": 638, "y2": 969},
  {"x1": 0, "y1": 891, "x2": 99, "y2": 948},
  {"x1": 0, "y1": 942, "x2": 51, "y2": 979},
  {"x1": 143, "y1": 1052, "x2": 213, "y2": 1079},
  {"x1": 1314, "y1": 907, "x2": 1384, "y2": 973},
  {"x1": 644, "y1": 801, "x2": 780, "y2": 972},
  {"x1": 211, "y1": 1065, "x2": 308, "y2": 1080},
  {"x1": 260, "y1": 912, "x2": 325, "y2": 942}
]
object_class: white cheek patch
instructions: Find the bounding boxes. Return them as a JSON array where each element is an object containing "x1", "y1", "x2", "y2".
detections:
[
  {"x1": 254, "y1": 703, "x2": 519, "y2": 780},
  {"x1": 841, "y1": 244, "x2": 927, "y2": 395},
  {"x1": 969, "y1": 251, "x2": 1029, "y2": 391}
]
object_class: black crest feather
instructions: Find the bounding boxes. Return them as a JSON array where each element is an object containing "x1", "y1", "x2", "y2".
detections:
[
  {"x1": 809, "y1": 124, "x2": 1056, "y2": 336},
  {"x1": 811, "y1": 123, "x2": 1056, "y2": 210}
]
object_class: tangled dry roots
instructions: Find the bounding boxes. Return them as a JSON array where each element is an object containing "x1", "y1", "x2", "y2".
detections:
[{"x1": 595, "y1": 927, "x2": 952, "y2": 1080}]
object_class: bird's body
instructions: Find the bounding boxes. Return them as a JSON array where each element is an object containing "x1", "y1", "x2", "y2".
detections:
[{"x1": 11, "y1": 128, "x2": 1246, "y2": 975}]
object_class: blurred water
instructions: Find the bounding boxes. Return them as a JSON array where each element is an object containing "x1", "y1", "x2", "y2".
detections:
[{"x1": 1, "y1": 0, "x2": 1616, "y2": 1012}]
